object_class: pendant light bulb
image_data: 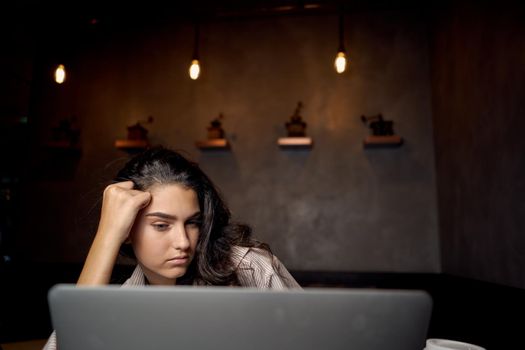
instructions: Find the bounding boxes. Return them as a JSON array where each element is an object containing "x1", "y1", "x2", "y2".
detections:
[
  {"x1": 334, "y1": 51, "x2": 347, "y2": 74},
  {"x1": 189, "y1": 21, "x2": 201, "y2": 81},
  {"x1": 189, "y1": 59, "x2": 200, "y2": 80},
  {"x1": 55, "y1": 64, "x2": 66, "y2": 84},
  {"x1": 334, "y1": 12, "x2": 348, "y2": 74}
]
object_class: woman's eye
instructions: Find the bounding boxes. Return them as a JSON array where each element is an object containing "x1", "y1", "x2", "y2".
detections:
[
  {"x1": 152, "y1": 224, "x2": 169, "y2": 231},
  {"x1": 186, "y1": 220, "x2": 202, "y2": 228}
]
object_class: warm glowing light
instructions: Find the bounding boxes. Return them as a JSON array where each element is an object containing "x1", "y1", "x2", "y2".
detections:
[
  {"x1": 189, "y1": 59, "x2": 200, "y2": 80},
  {"x1": 334, "y1": 52, "x2": 347, "y2": 74},
  {"x1": 55, "y1": 64, "x2": 66, "y2": 84}
]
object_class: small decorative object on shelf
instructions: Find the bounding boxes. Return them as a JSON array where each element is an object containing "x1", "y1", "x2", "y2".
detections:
[
  {"x1": 46, "y1": 116, "x2": 81, "y2": 155},
  {"x1": 361, "y1": 114, "x2": 403, "y2": 148},
  {"x1": 278, "y1": 101, "x2": 313, "y2": 149},
  {"x1": 115, "y1": 116, "x2": 153, "y2": 152},
  {"x1": 286, "y1": 101, "x2": 307, "y2": 137},
  {"x1": 207, "y1": 113, "x2": 225, "y2": 139},
  {"x1": 196, "y1": 113, "x2": 229, "y2": 150}
]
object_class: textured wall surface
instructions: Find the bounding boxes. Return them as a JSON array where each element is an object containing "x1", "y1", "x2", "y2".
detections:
[
  {"x1": 431, "y1": 3, "x2": 525, "y2": 288},
  {"x1": 15, "y1": 9, "x2": 440, "y2": 272}
]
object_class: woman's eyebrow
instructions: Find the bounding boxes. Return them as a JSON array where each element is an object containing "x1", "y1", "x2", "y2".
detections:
[
  {"x1": 144, "y1": 212, "x2": 177, "y2": 220},
  {"x1": 144, "y1": 211, "x2": 201, "y2": 220}
]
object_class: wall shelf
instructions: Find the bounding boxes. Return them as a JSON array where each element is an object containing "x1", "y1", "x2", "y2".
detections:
[
  {"x1": 363, "y1": 135, "x2": 403, "y2": 148},
  {"x1": 277, "y1": 137, "x2": 313, "y2": 149},
  {"x1": 115, "y1": 139, "x2": 149, "y2": 152},
  {"x1": 196, "y1": 139, "x2": 229, "y2": 150}
]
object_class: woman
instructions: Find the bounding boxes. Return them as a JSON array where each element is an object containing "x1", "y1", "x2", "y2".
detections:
[{"x1": 44, "y1": 146, "x2": 299, "y2": 349}]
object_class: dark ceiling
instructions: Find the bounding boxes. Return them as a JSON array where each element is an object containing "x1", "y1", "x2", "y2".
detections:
[{"x1": 4, "y1": 0, "x2": 444, "y2": 26}]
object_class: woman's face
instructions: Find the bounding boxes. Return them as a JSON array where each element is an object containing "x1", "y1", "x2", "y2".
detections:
[{"x1": 130, "y1": 183, "x2": 201, "y2": 285}]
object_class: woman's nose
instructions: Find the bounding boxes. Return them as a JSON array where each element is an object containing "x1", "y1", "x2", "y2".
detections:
[{"x1": 171, "y1": 224, "x2": 190, "y2": 250}]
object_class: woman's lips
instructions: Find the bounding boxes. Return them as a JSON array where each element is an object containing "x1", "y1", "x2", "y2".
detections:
[{"x1": 166, "y1": 256, "x2": 189, "y2": 266}]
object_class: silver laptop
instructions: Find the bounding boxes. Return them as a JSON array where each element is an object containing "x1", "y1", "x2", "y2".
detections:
[{"x1": 48, "y1": 284, "x2": 432, "y2": 350}]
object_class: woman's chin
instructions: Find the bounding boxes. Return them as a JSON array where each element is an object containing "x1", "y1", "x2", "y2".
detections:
[
  {"x1": 161, "y1": 267, "x2": 188, "y2": 280},
  {"x1": 143, "y1": 266, "x2": 188, "y2": 285}
]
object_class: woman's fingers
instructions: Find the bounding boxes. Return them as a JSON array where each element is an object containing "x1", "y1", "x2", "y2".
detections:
[
  {"x1": 104, "y1": 182, "x2": 149, "y2": 208},
  {"x1": 134, "y1": 191, "x2": 152, "y2": 209},
  {"x1": 98, "y1": 182, "x2": 152, "y2": 244},
  {"x1": 108, "y1": 181, "x2": 150, "y2": 205}
]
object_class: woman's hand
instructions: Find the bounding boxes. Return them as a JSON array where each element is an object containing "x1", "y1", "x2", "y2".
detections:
[
  {"x1": 77, "y1": 181, "x2": 151, "y2": 286},
  {"x1": 97, "y1": 181, "x2": 152, "y2": 244}
]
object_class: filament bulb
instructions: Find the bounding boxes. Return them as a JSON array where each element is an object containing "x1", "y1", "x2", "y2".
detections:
[
  {"x1": 189, "y1": 59, "x2": 200, "y2": 80},
  {"x1": 55, "y1": 64, "x2": 66, "y2": 84},
  {"x1": 334, "y1": 52, "x2": 347, "y2": 74}
]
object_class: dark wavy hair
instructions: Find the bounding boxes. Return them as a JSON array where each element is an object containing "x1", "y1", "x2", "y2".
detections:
[{"x1": 115, "y1": 146, "x2": 268, "y2": 286}]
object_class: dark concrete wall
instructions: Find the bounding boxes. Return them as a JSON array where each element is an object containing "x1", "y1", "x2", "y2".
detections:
[
  {"x1": 430, "y1": 2, "x2": 525, "y2": 288},
  {"x1": 6, "y1": 8, "x2": 440, "y2": 272}
]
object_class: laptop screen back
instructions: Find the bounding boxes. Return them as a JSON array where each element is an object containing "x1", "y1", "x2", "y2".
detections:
[{"x1": 48, "y1": 284, "x2": 432, "y2": 350}]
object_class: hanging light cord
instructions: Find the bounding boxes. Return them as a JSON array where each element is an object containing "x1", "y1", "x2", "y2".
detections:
[
  {"x1": 193, "y1": 21, "x2": 200, "y2": 60},
  {"x1": 333, "y1": 8, "x2": 348, "y2": 74},
  {"x1": 338, "y1": 13, "x2": 345, "y2": 53},
  {"x1": 189, "y1": 19, "x2": 202, "y2": 80}
]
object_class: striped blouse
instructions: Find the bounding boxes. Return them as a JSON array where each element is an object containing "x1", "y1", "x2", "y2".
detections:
[{"x1": 43, "y1": 246, "x2": 300, "y2": 350}]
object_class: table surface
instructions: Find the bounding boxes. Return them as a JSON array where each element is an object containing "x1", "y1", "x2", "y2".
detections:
[{"x1": 1, "y1": 339, "x2": 47, "y2": 350}]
